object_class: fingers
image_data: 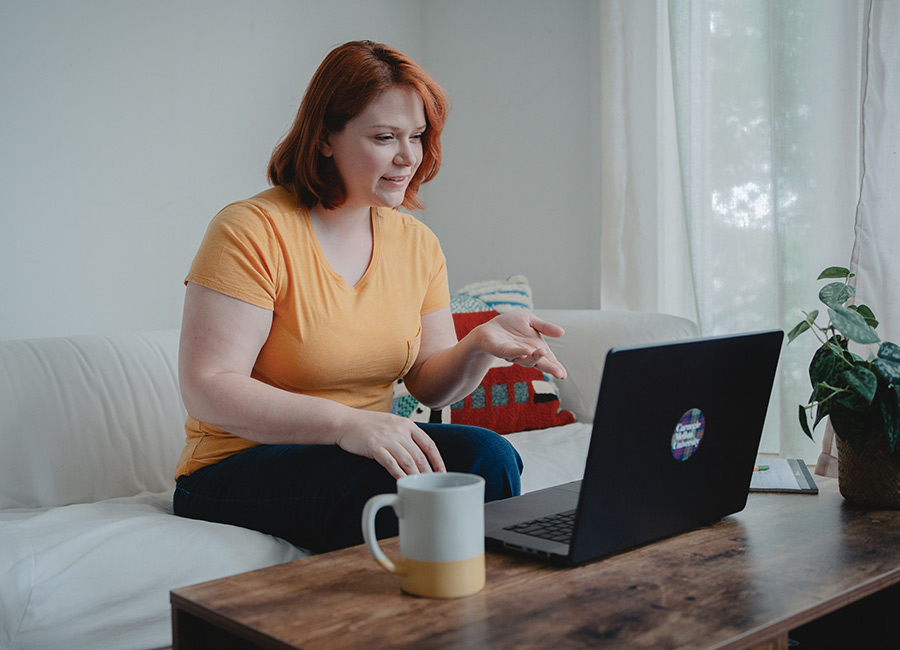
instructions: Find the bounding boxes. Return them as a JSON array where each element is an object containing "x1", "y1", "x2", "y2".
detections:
[
  {"x1": 511, "y1": 348, "x2": 567, "y2": 380},
  {"x1": 373, "y1": 448, "x2": 407, "y2": 481},
  {"x1": 515, "y1": 315, "x2": 567, "y2": 379},
  {"x1": 376, "y1": 447, "x2": 425, "y2": 481},
  {"x1": 340, "y1": 413, "x2": 446, "y2": 480},
  {"x1": 379, "y1": 441, "x2": 432, "y2": 479},
  {"x1": 534, "y1": 355, "x2": 567, "y2": 380},
  {"x1": 394, "y1": 431, "x2": 441, "y2": 476},
  {"x1": 377, "y1": 436, "x2": 441, "y2": 480},
  {"x1": 412, "y1": 426, "x2": 447, "y2": 473},
  {"x1": 496, "y1": 321, "x2": 566, "y2": 379},
  {"x1": 528, "y1": 315, "x2": 565, "y2": 339}
]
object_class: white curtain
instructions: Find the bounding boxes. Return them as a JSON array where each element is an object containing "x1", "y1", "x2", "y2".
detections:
[
  {"x1": 851, "y1": 1, "x2": 900, "y2": 347},
  {"x1": 596, "y1": 0, "x2": 899, "y2": 462}
]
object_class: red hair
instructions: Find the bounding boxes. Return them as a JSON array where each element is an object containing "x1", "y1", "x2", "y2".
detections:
[{"x1": 268, "y1": 41, "x2": 449, "y2": 211}]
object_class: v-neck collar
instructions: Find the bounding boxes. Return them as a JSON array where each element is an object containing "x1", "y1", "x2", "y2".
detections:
[{"x1": 303, "y1": 207, "x2": 381, "y2": 291}]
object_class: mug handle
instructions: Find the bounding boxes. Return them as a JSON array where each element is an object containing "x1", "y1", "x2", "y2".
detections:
[{"x1": 361, "y1": 493, "x2": 406, "y2": 576}]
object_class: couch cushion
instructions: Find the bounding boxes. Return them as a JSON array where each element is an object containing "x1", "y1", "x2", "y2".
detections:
[
  {"x1": 0, "y1": 330, "x2": 186, "y2": 509},
  {"x1": 506, "y1": 422, "x2": 593, "y2": 493},
  {"x1": 452, "y1": 274, "x2": 533, "y2": 312},
  {"x1": 0, "y1": 492, "x2": 309, "y2": 650},
  {"x1": 447, "y1": 310, "x2": 576, "y2": 434}
]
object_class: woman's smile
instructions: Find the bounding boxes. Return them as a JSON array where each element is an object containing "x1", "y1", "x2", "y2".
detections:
[{"x1": 382, "y1": 174, "x2": 409, "y2": 185}]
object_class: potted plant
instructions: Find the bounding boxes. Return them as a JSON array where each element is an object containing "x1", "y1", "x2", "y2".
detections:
[{"x1": 789, "y1": 266, "x2": 900, "y2": 508}]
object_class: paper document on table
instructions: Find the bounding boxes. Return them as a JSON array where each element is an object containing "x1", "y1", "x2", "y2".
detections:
[{"x1": 749, "y1": 458, "x2": 818, "y2": 494}]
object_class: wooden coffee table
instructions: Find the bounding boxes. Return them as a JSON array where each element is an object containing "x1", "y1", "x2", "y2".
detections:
[{"x1": 171, "y1": 477, "x2": 900, "y2": 649}]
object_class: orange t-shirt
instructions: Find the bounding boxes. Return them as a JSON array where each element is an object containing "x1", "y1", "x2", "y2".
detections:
[{"x1": 175, "y1": 186, "x2": 450, "y2": 478}]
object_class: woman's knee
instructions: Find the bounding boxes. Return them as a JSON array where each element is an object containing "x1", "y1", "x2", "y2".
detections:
[{"x1": 421, "y1": 424, "x2": 523, "y2": 500}]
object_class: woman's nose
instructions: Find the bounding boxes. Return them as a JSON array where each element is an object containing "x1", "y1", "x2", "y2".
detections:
[{"x1": 395, "y1": 141, "x2": 418, "y2": 167}]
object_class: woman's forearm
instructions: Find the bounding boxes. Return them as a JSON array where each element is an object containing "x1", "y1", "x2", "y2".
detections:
[
  {"x1": 181, "y1": 369, "x2": 353, "y2": 445},
  {"x1": 402, "y1": 327, "x2": 496, "y2": 410}
]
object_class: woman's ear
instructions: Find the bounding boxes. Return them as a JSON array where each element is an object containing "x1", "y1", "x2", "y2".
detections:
[{"x1": 318, "y1": 130, "x2": 334, "y2": 157}]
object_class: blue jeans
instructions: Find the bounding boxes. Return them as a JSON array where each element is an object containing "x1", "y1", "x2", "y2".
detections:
[{"x1": 173, "y1": 423, "x2": 523, "y2": 553}]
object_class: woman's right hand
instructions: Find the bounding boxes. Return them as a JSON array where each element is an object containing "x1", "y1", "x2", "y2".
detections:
[{"x1": 335, "y1": 410, "x2": 446, "y2": 480}]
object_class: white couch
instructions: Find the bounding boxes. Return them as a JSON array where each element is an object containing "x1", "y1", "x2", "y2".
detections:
[{"x1": 0, "y1": 309, "x2": 698, "y2": 650}]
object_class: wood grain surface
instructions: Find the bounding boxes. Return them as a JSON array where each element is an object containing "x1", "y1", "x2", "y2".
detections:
[{"x1": 171, "y1": 477, "x2": 900, "y2": 650}]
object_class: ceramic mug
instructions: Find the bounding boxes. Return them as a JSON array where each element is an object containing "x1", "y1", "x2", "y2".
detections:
[{"x1": 361, "y1": 472, "x2": 485, "y2": 598}]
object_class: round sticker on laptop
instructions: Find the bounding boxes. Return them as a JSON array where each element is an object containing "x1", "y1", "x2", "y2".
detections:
[{"x1": 671, "y1": 408, "x2": 705, "y2": 461}]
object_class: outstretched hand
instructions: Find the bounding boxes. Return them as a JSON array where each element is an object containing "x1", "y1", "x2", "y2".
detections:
[{"x1": 475, "y1": 312, "x2": 567, "y2": 380}]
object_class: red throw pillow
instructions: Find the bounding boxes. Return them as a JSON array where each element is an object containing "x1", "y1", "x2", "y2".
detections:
[{"x1": 450, "y1": 311, "x2": 576, "y2": 434}]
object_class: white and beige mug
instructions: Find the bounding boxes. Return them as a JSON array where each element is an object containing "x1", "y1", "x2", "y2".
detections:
[{"x1": 361, "y1": 472, "x2": 485, "y2": 598}]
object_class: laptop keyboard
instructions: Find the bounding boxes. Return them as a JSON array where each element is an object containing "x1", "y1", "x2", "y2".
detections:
[{"x1": 503, "y1": 509, "x2": 576, "y2": 543}]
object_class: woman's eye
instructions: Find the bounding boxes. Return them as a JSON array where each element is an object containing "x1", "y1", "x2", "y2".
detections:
[{"x1": 374, "y1": 133, "x2": 423, "y2": 143}]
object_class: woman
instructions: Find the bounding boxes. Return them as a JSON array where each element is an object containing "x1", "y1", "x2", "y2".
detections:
[{"x1": 173, "y1": 40, "x2": 566, "y2": 552}]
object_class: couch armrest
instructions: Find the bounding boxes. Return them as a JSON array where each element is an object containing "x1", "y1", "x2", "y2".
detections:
[
  {"x1": 534, "y1": 310, "x2": 699, "y2": 423},
  {"x1": 0, "y1": 330, "x2": 185, "y2": 509}
]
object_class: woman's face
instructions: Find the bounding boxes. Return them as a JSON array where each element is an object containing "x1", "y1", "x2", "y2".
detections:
[{"x1": 320, "y1": 85, "x2": 426, "y2": 212}]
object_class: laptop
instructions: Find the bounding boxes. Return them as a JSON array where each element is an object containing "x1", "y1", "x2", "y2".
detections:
[{"x1": 484, "y1": 329, "x2": 784, "y2": 565}]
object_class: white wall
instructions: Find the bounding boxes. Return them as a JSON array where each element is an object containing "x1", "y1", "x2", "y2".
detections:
[
  {"x1": 0, "y1": 0, "x2": 595, "y2": 341},
  {"x1": 420, "y1": 0, "x2": 594, "y2": 308}
]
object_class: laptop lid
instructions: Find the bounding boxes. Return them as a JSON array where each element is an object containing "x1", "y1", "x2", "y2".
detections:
[{"x1": 486, "y1": 329, "x2": 784, "y2": 565}]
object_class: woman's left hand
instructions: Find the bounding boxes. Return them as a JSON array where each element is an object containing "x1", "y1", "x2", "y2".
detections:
[{"x1": 474, "y1": 312, "x2": 567, "y2": 380}]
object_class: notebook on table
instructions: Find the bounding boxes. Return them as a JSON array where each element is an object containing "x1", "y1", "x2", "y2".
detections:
[{"x1": 484, "y1": 329, "x2": 784, "y2": 566}]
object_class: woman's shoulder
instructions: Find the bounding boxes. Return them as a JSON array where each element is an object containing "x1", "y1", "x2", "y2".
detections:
[
  {"x1": 210, "y1": 187, "x2": 304, "y2": 233},
  {"x1": 221, "y1": 186, "x2": 302, "y2": 220},
  {"x1": 245, "y1": 186, "x2": 301, "y2": 210}
]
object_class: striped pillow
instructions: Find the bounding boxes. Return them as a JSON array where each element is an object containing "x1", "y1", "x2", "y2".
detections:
[{"x1": 452, "y1": 275, "x2": 533, "y2": 313}]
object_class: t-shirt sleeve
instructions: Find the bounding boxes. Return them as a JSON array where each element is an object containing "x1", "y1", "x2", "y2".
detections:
[
  {"x1": 185, "y1": 203, "x2": 281, "y2": 311},
  {"x1": 420, "y1": 229, "x2": 451, "y2": 315}
]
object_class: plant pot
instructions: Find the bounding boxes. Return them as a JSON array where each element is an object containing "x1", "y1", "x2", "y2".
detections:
[{"x1": 836, "y1": 436, "x2": 900, "y2": 509}]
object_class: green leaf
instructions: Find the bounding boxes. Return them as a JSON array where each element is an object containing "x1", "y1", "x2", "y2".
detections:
[
  {"x1": 836, "y1": 389, "x2": 870, "y2": 413},
  {"x1": 828, "y1": 306, "x2": 881, "y2": 344},
  {"x1": 811, "y1": 383, "x2": 832, "y2": 404},
  {"x1": 872, "y1": 341, "x2": 900, "y2": 384},
  {"x1": 787, "y1": 311, "x2": 820, "y2": 344},
  {"x1": 840, "y1": 365, "x2": 878, "y2": 405},
  {"x1": 892, "y1": 385, "x2": 900, "y2": 456},
  {"x1": 849, "y1": 304, "x2": 878, "y2": 329},
  {"x1": 874, "y1": 356, "x2": 900, "y2": 384},
  {"x1": 798, "y1": 404, "x2": 813, "y2": 439},
  {"x1": 879, "y1": 341, "x2": 900, "y2": 363},
  {"x1": 819, "y1": 282, "x2": 855, "y2": 309},
  {"x1": 818, "y1": 266, "x2": 854, "y2": 280},
  {"x1": 809, "y1": 345, "x2": 839, "y2": 385},
  {"x1": 878, "y1": 383, "x2": 900, "y2": 454},
  {"x1": 787, "y1": 320, "x2": 810, "y2": 344},
  {"x1": 825, "y1": 335, "x2": 849, "y2": 355},
  {"x1": 830, "y1": 402, "x2": 882, "y2": 454}
]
